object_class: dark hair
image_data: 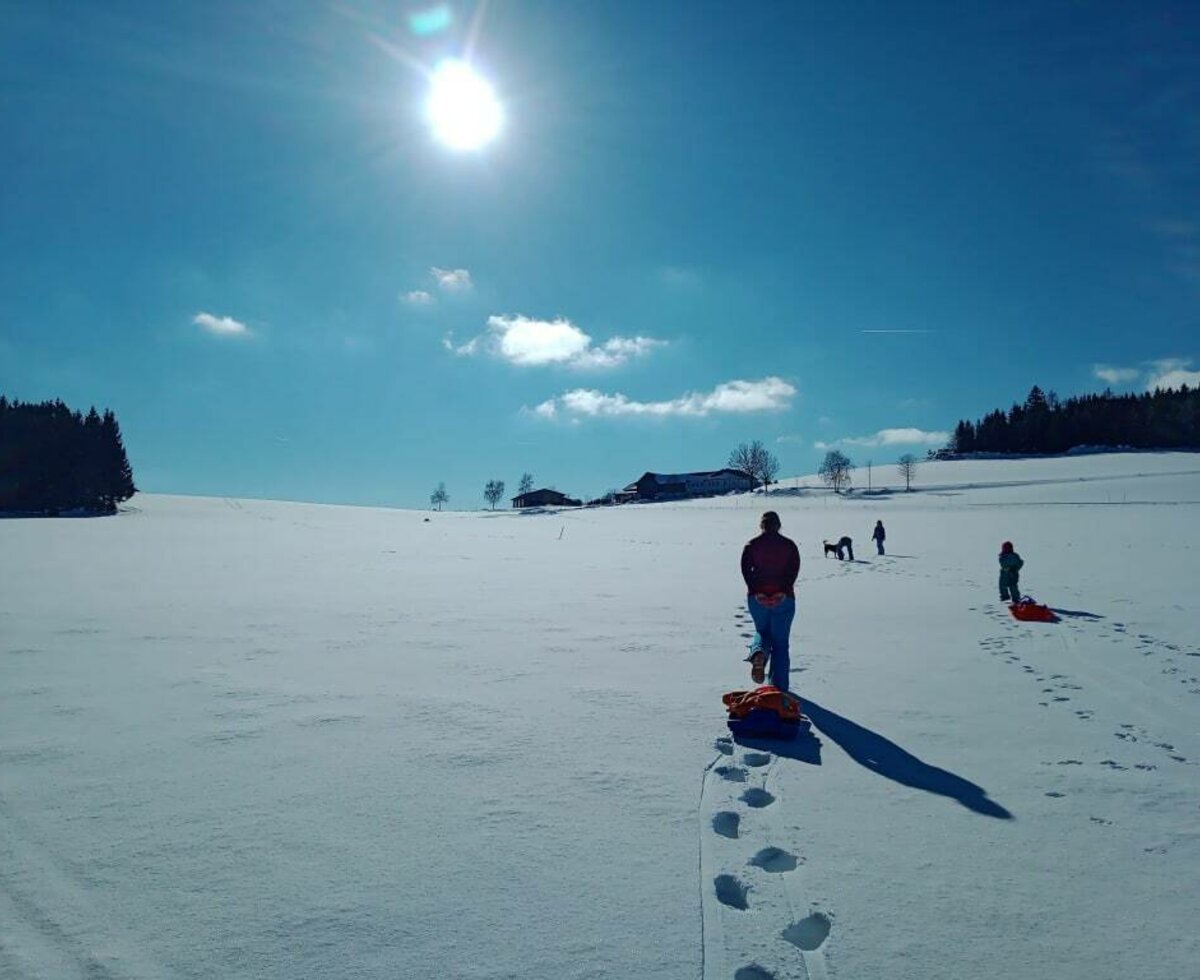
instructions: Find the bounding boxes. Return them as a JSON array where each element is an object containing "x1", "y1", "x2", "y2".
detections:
[{"x1": 760, "y1": 511, "x2": 781, "y2": 530}]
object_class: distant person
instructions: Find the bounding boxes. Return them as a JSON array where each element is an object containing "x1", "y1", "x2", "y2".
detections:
[
  {"x1": 838, "y1": 535, "x2": 854, "y2": 561},
  {"x1": 872, "y1": 520, "x2": 886, "y2": 555},
  {"x1": 999, "y1": 541, "x2": 1024, "y2": 603},
  {"x1": 741, "y1": 511, "x2": 800, "y2": 691}
]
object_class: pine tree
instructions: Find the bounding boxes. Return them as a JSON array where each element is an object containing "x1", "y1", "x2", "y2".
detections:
[{"x1": 100, "y1": 409, "x2": 136, "y2": 511}]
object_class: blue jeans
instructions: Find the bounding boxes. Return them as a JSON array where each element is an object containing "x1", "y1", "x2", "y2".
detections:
[
  {"x1": 875, "y1": 539, "x2": 884, "y2": 555},
  {"x1": 747, "y1": 595, "x2": 796, "y2": 691}
]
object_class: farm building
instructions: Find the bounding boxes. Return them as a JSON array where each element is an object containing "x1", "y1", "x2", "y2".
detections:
[
  {"x1": 622, "y1": 469, "x2": 756, "y2": 501},
  {"x1": 511, "y1": 488, "x2": 582, "y2": 509}
]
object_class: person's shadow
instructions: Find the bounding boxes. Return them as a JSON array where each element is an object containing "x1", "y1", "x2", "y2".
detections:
[
  {"x1": 803, "y1": 699, "x2": 1013, "y2": 819},
  {"x1": 732, "y1": 729, "x2": 823, "y2": 766},
  {"x1": 1050, "y1": 607, "x2": 1103, "y2": 620}
]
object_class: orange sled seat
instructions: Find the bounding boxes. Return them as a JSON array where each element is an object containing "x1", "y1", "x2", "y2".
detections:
[{"x1": 723, "y1": 686, "x2": 811, "y2": 739}]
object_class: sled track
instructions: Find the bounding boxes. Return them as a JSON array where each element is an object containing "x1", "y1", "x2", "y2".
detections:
[
  {"x1": 0, "y1": 796, "x2": 167, "y2": 979},
  {"x1": 698, "y1": 736, "x2": 832, "y2": 980}
]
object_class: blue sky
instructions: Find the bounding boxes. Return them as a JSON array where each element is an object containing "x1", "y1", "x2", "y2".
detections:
[{"x1": 2, "y1": 1, "x2": 1198, "y2": 508}]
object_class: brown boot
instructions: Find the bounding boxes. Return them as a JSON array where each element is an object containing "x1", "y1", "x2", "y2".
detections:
[{"x1": 750, "y1": 651, "x2": 766, "y2": 684}]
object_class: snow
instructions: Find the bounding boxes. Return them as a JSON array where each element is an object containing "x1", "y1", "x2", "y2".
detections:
[{"x1": 2, "y1": 451, "x2": 1198, "y2": 979}]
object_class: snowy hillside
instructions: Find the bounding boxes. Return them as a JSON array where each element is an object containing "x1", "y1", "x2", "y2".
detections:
[{"x1": 2, "y1": 452, "x2": 1198, "y2": 980}]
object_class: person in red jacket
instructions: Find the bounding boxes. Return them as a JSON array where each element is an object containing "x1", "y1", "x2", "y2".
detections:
[{"x1": 740, "y1": 510, "x2": 800, "y2": 690}]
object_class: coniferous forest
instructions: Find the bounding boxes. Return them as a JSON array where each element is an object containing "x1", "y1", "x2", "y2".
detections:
[
  {"x1": 0, "y1": 397, "x2": 137, "y2": 515},
  {"x1": 950, "y1": 386, "x2": 1200, "y2": 456}
]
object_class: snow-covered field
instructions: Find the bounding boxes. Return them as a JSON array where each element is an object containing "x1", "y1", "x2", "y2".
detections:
[{"x1": 2, "y1": 452, "x2": 1198, "y2": 980}]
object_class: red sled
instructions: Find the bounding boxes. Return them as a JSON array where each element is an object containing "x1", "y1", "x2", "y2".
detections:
[
  {"x1": 1009, "y1": 598, "x2": 1057, "y2": 622},
  {"x1": 723, "y1": 686, "x2": 811, "y2": 740}
]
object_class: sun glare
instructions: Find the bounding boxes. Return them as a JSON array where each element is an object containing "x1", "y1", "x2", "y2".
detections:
[{"x1": 425, "y1": 58, "x2": 503, "y2": 151}]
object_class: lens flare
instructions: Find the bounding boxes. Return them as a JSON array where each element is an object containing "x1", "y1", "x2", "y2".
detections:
[
  {"x1": 408, "y1": 4, "x2": 452, "y2": 37},
  {"x1": 425, "y1": 58, "x2": 502, "y2": 151}
]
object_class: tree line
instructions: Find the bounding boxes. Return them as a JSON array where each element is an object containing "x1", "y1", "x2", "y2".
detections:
[
  {"x1": 950, "y1": 385, "x2": 1200, "y2": 456},
  {"x1": 430, "y1": 472, "x2": 537, "y2": 511},
  {"x1": 0, "y1": 396, "x2": 137, "y2": 515},
  {"x1": 818, "y1": 450, "x2": 919, "y2": 493},
  {"x1": 450, "y1": 435, "x2": 926, "y2": 510}
]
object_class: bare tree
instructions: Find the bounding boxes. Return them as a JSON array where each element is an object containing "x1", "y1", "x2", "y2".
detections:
[
  {"x1": 727, "y1": 442, "x2": 758, "y2": 483},
  {"x1": 818, "y1": 450, "x2": 853, "y2": 493},
  {"x1": 728, "y1": 440, "x2": 779, "y2": 489},
  {"x1": 518, "y1": 472, "x2": 534, "y2": 495},
  {"x1": 897, "y1": 453, "x2": 919, "y2": 491},
  {"x1": 430, "y1": 482, "x2": 449, "y2": 511},
  {"x1": 758, "y1": 447, "x2": 780, "y2": 489},
  {"x1": 484, "y1": 479, "x2": 505, "y2": 510}
]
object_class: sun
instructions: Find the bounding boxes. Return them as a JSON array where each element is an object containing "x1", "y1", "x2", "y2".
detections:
[{"x1": 425, "y1": 58, "x2": 503, "y2": 151}]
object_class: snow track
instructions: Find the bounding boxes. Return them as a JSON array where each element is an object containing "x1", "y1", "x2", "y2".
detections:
[
  {"x1": 699, "y1": 734, "x2": 831, "y2": 980},
  {"x1": 0, "y1": 797, "x2": 166, "y2": 980}
]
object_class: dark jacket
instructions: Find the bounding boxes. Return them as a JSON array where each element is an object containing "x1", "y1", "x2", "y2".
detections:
[
  {"x1": 998, "y1": 551, "x2": 1023, "y2": 583},
  {"x1": 872, "y1": 523, "x2": 885, "y2": 541},
  {"x1": 741, "y1": 531, "x2": 801, "y2": 597}
]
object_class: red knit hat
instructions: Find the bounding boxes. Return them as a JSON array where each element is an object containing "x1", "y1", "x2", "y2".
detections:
[{"x1": 1001, "y1": 541, "x2": 1013, "y2": 553}]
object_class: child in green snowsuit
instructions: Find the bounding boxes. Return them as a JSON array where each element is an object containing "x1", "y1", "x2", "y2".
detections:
[{"x1": 998, "y1": 541, "x2": 1023, "y2": 602}]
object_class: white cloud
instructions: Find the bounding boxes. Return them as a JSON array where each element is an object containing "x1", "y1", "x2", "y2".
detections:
[
  {"x1": 443, "y1": 332, "x2": 480, "y2": 356},
  {"x1": 660, "y1": 266, "x2": 701, "y2": 288},
  {"x1": 431, "y1": 267, "x2": 473, "y2": 291},
  {"x1": 1093, "y1": 364, "x2": 1140, "y2": 385},
  {"x1": 451, "y1": 314, "x2": 666, "y2": 369},
  {"x1": 531, "y1": 377, "x2": 795, "y2": 420},
  {"x1": 816, "y1": 427, "x2": 948, "y2": 450},
  {"x1": 571, "y1": 336, "x2": 668, "y2": 369},
  {"x1": 1149, "y1": 218, "x2": 1197, "y2": 239},
  {"x1": 776, "y1": 434, "x2": 805, "y2": 444},
  {"x1": 1146, "y1": 358, "x2": 1200, "y2": 392},
  {"x1": 194, "y1": 312, "x2": 250, "y2": 337},
  {"x1": 492, "y1": 315, "x2": 591, "y2": 365},
  {"x1": 405, "y1": 290, "x2": 434, "y2": 305}
]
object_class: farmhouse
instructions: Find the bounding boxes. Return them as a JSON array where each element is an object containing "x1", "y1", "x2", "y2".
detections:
[
  {"x1": 623, "y1": 468, "x2": 756, "y2": 501},
  {"x1": 511, "y1": 488, "x2": 582, "y2": 509}
]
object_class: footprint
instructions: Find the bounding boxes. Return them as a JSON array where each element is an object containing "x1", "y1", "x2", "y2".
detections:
[
  {"x1": 713, "y1": 811, "x2": 740, "y2": 839},
  {"x1": 742, "y1": 752, "x2": 772, "y2": 768},
  {"x1": 741, "y1": 788, "x2": 775, "y2": 809},
  {"x1": 782, "y1": 912, "x2": 832, "y2": 951},
  {"x1": 749, "y1": 847, "x2": 799, "y2": 873},
  {"x1": 714, "y1": 874, "x2": 750, "y2": 910},
  {"x1": 715, "y1": 737, "x2": 734, "y2": 756},
  {"x1": 716, "y1": 765, "x2": 748, "y2": 783},
  {"x1": 1045, "y1": 791, "x2": 1065, "y2": 798},
  {"x1": 1100, "y1": 760, "x2": 1127, "y2": 771}
]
